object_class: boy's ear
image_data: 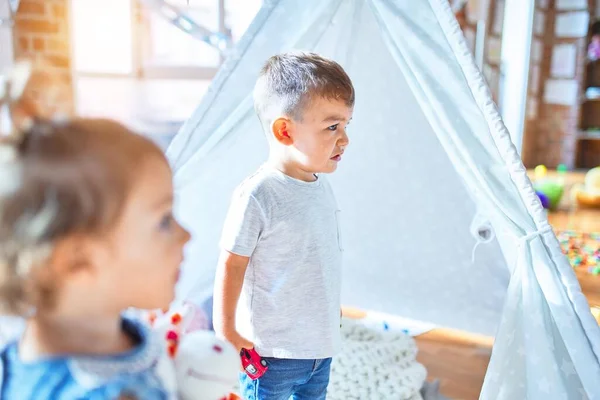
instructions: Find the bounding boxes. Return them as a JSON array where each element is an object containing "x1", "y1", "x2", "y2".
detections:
[{"x1": 271, "y1": 118, "x2": 294, "y2": 146}]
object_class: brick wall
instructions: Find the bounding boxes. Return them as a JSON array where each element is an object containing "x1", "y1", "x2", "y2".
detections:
[
  {"x1": 453, "y1": 0, "x2": 598, "y2": 169},
  {"x1": 12, "y1": 0, "x2": 73, "y2": 116},
  {"x1": 522, "y1": 0, "x2": 596, "y2": 168}
]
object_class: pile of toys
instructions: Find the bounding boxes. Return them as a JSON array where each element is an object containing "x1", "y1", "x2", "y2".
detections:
[
  {"x1": 533, "y1": 165, "x2": 600, "y2": 210},
  {"x1": 556, "y1": 230, "x2": 600, "y2": 275},
  {"x1": 533, "y1": 164, "x2": 566, "y2": 210}
]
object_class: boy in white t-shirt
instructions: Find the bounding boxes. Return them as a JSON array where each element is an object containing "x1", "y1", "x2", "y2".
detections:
[{"x1": 213, "y1": 51, "x2": 354, "y2": 400}]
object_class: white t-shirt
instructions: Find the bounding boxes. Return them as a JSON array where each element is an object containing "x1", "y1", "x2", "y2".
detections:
[{"x1": 220, "y1": 165, "x2": 343, "y2": 359}]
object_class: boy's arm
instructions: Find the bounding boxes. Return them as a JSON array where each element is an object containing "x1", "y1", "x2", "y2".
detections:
[
  {"x1": 213, "y1": 249, "x2": 254, "y2": 352},
  {"x1": 215, "y1": 189, "x2": 264, "y2": 352}
]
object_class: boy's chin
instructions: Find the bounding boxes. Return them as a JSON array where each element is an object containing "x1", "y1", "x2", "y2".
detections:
[
  {"x1": 310, "y1": 166, "x2": 337, "y2": 175},
  {"x1": 299, "y1": 160, "x2": 338, "y2": 175},
  {"x1": 322, "y1": 160, "x2": 339, "y2": 173}
]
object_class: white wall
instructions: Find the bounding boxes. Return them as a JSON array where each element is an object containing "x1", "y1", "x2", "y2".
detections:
[{"x1": 499, "y1": 0, "x2": 535, "y2": 154}]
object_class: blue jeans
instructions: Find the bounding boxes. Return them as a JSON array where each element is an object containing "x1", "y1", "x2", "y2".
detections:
[{"x1": 239, "y1": 358, "x2": 332, "y2": 400}]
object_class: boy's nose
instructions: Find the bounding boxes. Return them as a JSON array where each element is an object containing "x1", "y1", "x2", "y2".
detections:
[
  {"x1": 339, "y1": 131, "x2": 349, "y2": 147},
  {"x1": 178, "y1": 222, "x2": 192, "y2": 244}
]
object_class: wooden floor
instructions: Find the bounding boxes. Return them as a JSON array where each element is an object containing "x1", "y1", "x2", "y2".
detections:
[
  {"x1": 345, "y1": 171, "x2": 600, "y2": 400},
  {"x1": 414, "y1": 330, "x2": 493, "y2": 400}
]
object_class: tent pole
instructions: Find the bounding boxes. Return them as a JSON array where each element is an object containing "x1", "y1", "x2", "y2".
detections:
[
  {"x1": 475, "y1": 19, "x2": 485, "y2": 70},
  {"x1": 218, "y1": 0, "x2": 226, "y2": 64}
]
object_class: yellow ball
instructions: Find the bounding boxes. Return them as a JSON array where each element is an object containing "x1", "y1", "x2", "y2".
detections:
[{"x1": 534, "y1": 164, "x2": 547, "y2": 179}]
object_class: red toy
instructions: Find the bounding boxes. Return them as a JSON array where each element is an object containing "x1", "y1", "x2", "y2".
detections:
[{"x1": 240, "y1": 348, "x2": 268, "y2": 380}]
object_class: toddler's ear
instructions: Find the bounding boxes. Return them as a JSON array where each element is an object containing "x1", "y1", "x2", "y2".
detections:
[
  {"x1": 50, "y1": 235, "x2": 94, "y2": 276},
  {"x1": 271, "y1": 118, "x2": 293, "y2": 146}
]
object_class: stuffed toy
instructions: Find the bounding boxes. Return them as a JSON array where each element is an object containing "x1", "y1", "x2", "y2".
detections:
[{"x1": 146, "y1": 302, "x2": 240, "y2": 400}]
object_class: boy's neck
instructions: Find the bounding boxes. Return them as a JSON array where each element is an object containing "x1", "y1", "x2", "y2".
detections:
[
  {"x1": 267, "y1": 155, "x2": 317, "y2": 182},
  {"x1": 19, "y1": 313, "x2": 134, "y2": 361}
]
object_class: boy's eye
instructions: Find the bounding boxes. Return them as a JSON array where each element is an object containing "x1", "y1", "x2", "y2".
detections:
[
  {"x1": 159, "y1": 213, "x2": 173, "y2": 231},
  {"x1": 327, "y1": 124, "x2": 339, "y2": 131}
]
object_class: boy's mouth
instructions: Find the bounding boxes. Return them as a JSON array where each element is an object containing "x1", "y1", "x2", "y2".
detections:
[{"x1": 330, "y1": 152, "x2": 343, "y2": 161}]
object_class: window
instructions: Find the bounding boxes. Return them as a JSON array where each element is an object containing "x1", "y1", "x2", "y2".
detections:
[
  {"x1": 71, "y1": 0, "x2": 263, "y2": 144},
  {"x1": 71, "y1": 0, "x2": 263, "y2": 78},
  {"x1": 225, "y1": 0, "x2": 263, "y2": 42},
  {"x1": 71, "y1": 0, "x2": 134, "y2": 74},
  {"x1": 141, "y1": 0, "x2": 222, "y2": 73},
  {"x1": 144, "y1": 12, "x2": 221, "y2": 68}
]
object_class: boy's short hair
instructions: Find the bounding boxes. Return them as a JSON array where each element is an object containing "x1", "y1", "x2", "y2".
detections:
[{"x1": 253, "y1": 51, "x2": 355, "y2": 124}]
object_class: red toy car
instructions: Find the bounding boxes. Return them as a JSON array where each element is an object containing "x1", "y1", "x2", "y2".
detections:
[{"x1": 240, "y1": 348, "x2": 268, "y2": 380}]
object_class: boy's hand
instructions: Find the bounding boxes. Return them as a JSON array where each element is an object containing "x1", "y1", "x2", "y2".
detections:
[
  {"x1": 218, "y1": 329, "x2": 254, "y2": 372},
  {"x1": 219, "y1": 329, "x2": 254, "y2": 353},
  {"x1": 214, "y1": 249, "x2": 254, "y2": 372}
]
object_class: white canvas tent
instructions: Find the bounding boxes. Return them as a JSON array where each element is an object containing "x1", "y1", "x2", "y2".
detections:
[{"x1": 166, "y1": 0, "x2": 600, "y2": 398}]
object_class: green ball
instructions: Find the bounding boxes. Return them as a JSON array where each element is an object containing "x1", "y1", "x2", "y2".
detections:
[
  {"x1": 593, "y1": 267, "x2": 600, "y2": 276},
  {"x1": 534, "y1": 181, "x2": 564, "y2": 209}
]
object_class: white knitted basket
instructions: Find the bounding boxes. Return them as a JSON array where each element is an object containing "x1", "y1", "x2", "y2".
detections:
[{"x1": 327, "y1": 318, "x2": 427, "y2": 400}]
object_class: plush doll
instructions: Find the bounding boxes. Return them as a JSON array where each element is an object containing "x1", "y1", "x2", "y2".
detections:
[{"x1": 146, "y1": 303, "x2": 240, "y2": 400}]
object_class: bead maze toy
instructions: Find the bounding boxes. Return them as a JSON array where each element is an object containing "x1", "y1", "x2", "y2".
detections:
[{"x1": 556, "y1": 230, "x2": 600, "y2": 276}]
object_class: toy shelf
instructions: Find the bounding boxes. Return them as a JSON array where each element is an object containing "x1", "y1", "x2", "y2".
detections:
[{"x1": 576, "y1": 21, "x2": 600, "y2": 169}]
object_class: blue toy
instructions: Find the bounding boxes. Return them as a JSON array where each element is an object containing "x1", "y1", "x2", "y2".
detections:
[{"x1": 536, "y1": 191, "x2": 550, "y2": 209}]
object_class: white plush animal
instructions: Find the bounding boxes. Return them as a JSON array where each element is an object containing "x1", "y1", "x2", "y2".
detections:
[
  {"x1": 175, "y1": 330, "x2": 240, "y2": 400},
  {"x1": 146, "y1": 302, "x2": 240, "y2": 400}
]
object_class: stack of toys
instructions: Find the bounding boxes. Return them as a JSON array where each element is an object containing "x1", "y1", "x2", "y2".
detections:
[{"x1": 556, "y1": 230, "x2": 600, "y2": 276}]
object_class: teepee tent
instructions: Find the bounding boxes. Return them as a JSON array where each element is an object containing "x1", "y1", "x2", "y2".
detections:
[{"x1": 166, "y1": 0, "x2": 600, "y2": 398}]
